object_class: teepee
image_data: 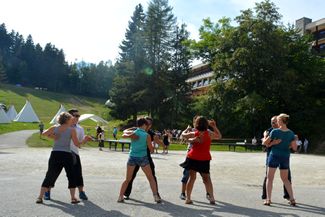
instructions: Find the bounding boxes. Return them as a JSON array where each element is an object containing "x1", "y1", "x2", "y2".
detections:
[
  {"x1": 6, "y1": 105, "x2": 18, "y2": 121},
  {"x1": 0, "y1": 107, "x2": 11, "y2": 123},
  {"x1": 14, "y1": 100, "x2": 40, "y2": 122},
  {"x1": 50, "y1": 104, "x2": 66, "y2": 124}
]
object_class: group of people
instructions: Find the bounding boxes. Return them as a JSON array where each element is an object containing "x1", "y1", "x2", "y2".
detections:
[
  {"x1": 118, "y1": 115, "x2": 222, "y2": 204},
  {"x1": 35, "y1": 109, "x2": 298, "y2": 207}
]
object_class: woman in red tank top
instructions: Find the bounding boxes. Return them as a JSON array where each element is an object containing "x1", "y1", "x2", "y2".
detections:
[{"x1": 181, "y1": 116, "x2": 222, "y2": 205}]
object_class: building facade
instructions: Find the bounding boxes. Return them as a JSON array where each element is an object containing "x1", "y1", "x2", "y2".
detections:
[
  {"x1": 186, "y1": 63, "x2": 214, "y2": 96},
  {"x1": 296, "y1": 17, "x2": 325, "y2": 57}
]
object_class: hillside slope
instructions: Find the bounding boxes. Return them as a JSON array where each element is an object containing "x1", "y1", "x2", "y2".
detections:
[{"x1": 0, "y1": 84, "x2": 112, "y2": 134}]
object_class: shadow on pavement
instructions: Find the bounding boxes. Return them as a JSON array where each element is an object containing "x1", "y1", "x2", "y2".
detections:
[
  {"x1": 271, "y1": 202, "x2": 325, "y2": 216},
  {"x1": 43, "y1": 199, "x2": 129, "y2": 217},
  {"x1": 125, "y1": 198, "x2": 300, "y2": 217}
]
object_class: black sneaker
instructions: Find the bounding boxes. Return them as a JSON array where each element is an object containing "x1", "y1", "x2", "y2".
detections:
[
  {"x1": 79, "y1": 191, "x2": 88, "y2": 200},
  {"x1": 180, "y1": 193, "x2": 186, "y2": 200},
  {"x1": 123, "y1": 195, "x2": 130, "y2": 200}
]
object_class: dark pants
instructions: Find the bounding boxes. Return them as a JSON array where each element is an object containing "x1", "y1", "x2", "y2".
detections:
[
  {"x1": 73, "y1": 153, "x2": 84, "y2": 187},
  {"x1": 41, "y1": 151, "x2": 76, "y2": 189},
  {"x1": 262, "y1": 167, "x2": 291, "y2": 199},
  {"x1": 124, "y1": 156, "x2": 158, "y2": 197}
]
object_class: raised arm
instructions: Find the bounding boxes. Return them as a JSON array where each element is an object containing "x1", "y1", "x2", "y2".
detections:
[
  {"x1": 208, "y1": 120, "x2": 222, "y2": 140},
  {"x1": 122, "y1": 131, "x2": 139, "y2": 140},
  {"x1": 123, "y1": 127, "x2": 137, "y2": 134},
  {"x1": 71, "y1": 129, "x2": 91, "y2": 148},
  {"x1": 42, "y1": 126, "x2": 56, "y2": 138},
  {"x1": 147, "y1": 135, "x2": 154, "y2": 153}
]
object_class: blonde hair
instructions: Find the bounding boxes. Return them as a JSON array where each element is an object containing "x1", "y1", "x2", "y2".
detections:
[
  {"x1": 57, "y1": 112, "x2": 72, "y2": 125},
  {"x1": 278, "y1": 113, "x2": 290, "y2": 125}
]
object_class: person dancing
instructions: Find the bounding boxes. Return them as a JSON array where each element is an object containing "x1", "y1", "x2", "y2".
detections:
[
  {"x1": 123, "y1": 117, "x2": 163, "y2": 200},
  {"x1": 263, "y1": 113, "x2": 297, "y2": 206},
  {"x1": 36, "y1": 112, "x2": 91, "y2": 204},
  {"x1": 181, "y1": 116, "x2": 221, "y2": 205},
  {"x1": 117, "y1": 118, "x2": 161, "y2": 203}
]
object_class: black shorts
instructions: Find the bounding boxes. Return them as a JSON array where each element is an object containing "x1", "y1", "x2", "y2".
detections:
[{"x1": 180, "y1": 157, "x2": 210, "y2": 174}]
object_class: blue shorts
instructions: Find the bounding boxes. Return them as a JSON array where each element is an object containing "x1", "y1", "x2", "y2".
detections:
[
  {"x1": 267, "y1": 154, "x2": 290, "y2": 170},
  {"x1": 127, "y1": 156, "x2": 149, "y2": 167}
]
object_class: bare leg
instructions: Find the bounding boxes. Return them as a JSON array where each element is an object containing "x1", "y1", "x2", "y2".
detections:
[
  {"x1": 38, "y1": 187, "x2": 49, "y2": 199},
  {"x1": 201, "y1": 173, "x2": 215, "y2": 203},
  {"x1": 69, "y1": 188, "x2": 78, "y2": 201},
  {"x1": 266, "y1": 167, "x2": 276, "y2": 203},
  {"x1": 280, "y1": 169, "x2": 294, "y2": 200},
  {"x1": 186, "y1": 170, "x2": 196, "y2": 204},
  {"x1": 141, "y1": 165, "x2": 158, "y2": 194},
  {"x1": 118, "y1": 165, "x2": 136, "y2": 200}
]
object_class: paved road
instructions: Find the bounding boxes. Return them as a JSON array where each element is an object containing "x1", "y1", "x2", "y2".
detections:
[
  {"x1": 0, "y1": 146, "x2": 324, "y2": 217},
  {"x1": 0, "y1": 130, "x2": 37, "y2": 149}
]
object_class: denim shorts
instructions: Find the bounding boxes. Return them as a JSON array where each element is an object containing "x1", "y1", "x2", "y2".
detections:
[
  {"x1": 127, "y1": 156, "x2": 150, "y2": 167},
  {"x1": 267, "y1": 154, "x2": 290, "y2": 170}
]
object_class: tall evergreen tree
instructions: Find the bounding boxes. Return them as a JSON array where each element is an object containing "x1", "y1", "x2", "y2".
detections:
[
  {"x1": 110, "y1": 4, "x2": 149, "y2": 121},
  {"x1": 145, "y1": 0, "x2": 177, "y2": 116}
]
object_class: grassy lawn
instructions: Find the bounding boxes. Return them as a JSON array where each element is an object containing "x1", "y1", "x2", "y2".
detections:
[
  {"x1": 0, "y1": 122, "x2": 39, "y2": 135},
  {"x1": 27, "y1": 132, "x2": 260, "y2": 153}
]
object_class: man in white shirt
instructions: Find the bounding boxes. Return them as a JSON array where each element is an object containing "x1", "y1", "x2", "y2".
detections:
[
  {"x1": 44, "y1": 109, "x2": 90, "y2": 201},
  {"x1": 68, "y1": 109, "x2": 89, "y2": 200}
]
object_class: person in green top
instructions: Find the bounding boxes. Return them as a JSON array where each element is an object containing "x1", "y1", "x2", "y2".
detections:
[
  {"x1": 117, "y1": 118, "x2": 161, "y2": 203},
  {"x1": 263, "y1": 113, "x2": 297, "y2": 206}
]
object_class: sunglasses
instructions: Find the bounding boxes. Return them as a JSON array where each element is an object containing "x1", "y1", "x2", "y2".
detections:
[{"x1": 73, "y1": 114, "x2": 80, "y2": 118}]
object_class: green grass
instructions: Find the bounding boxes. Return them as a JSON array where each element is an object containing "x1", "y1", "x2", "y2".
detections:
[
  {"x1": 27, "y1": 132, "x2": 260, "y2": 152},
  {"x1": 0, "y1": 83, "x2": 114, "y2": 134},
  {"x1": 0, "y1": 122, "x2": 39, "y2": 135}
]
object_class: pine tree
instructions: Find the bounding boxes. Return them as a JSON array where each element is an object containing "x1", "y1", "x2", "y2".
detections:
[
  {"x1": 144, "y1": 0, "x2": 177, "y2": 116},
  {"x1": 110, "y1": 4, "x2": 149, "y2": 121}
]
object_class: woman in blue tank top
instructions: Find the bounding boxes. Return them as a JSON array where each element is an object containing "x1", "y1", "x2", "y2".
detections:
[
  {"x1": 263, "y1": 113, "x2": 297, "y2": 206},
  {"x1": 117, "y1": 118, "x2": 161, "y2": 203},
  {"x1": 36, "y1": 112, "x2": 91, "y2": 204}
]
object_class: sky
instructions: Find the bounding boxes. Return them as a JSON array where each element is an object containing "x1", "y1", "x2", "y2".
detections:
[{"x1": 0, "y1": 0, "x2": 324, "y2": 64}]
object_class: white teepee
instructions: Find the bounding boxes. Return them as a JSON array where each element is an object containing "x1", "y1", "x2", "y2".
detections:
[
  {"x1": 50, "y1": 104, "x2": 66, "y2": 124},
  {"x1": 6, "y1": 105, "x2": 18, "y2": 121},
  {"x1": 0, "y1": 107, "x2": 11, "y2": 123},
  {"x1": 14, "y1": 100, "x2": 40, "y2": 122}
]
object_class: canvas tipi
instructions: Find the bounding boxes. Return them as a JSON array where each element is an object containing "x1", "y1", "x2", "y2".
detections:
[
  {"x1": 0, "y1": 107, "x2": 11, "y2": 123},
  {"x1": 14, "y1": 100, "x2": 40, "y2": 122},
  {"x1": 6, "y1": 105, "x2": 18, "y2": 121},
  {"x1": 50, "y1": 104, "x2": 66, "y2": 124}
]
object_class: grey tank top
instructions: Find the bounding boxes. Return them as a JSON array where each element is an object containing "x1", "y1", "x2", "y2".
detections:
[{"x1": 52, "y1": 126, "x2": 72, "y2": 153}]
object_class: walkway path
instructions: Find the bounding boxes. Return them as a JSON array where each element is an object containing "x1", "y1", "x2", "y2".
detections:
[{"x1": 0, "y1": 130, "x2": 37, "y2": 149}]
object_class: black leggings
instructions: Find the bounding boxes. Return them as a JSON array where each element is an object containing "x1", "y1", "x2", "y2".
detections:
[
  {"x1": 41, "y1": 151, "x2": 76, "y2": 189},
  {"x1": 124, "y1": 156, "x2": 158, "y2": 197},
  {"x1": 72, "y1": 153, "x2": 84, "y2": 187}
]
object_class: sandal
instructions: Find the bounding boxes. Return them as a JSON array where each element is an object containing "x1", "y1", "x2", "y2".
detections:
[
  {"x1": 71, "y1": 198, "x2": 80, "y2": 204},
  {"x1": 209, "y1": 199, "x2": 216, "y2": 205},
  {"x1": 117, "y1": 197, "x2": 124, "y2": 203},
  {"x1": 289, "y1": 199, "x2": 296, "y2": 206},
  {"x1": 154, "y1": 194, "x2": 162, "y2": 203},
  {"x1": 263, "y1": 199, "x2": 271, "y2": 206},
  {"x1": 185, "y1": 199, "x2": 193, "y2": 204},
  {"x1": 36, "y1": 198, "x2": 43, "y2": 204}
]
